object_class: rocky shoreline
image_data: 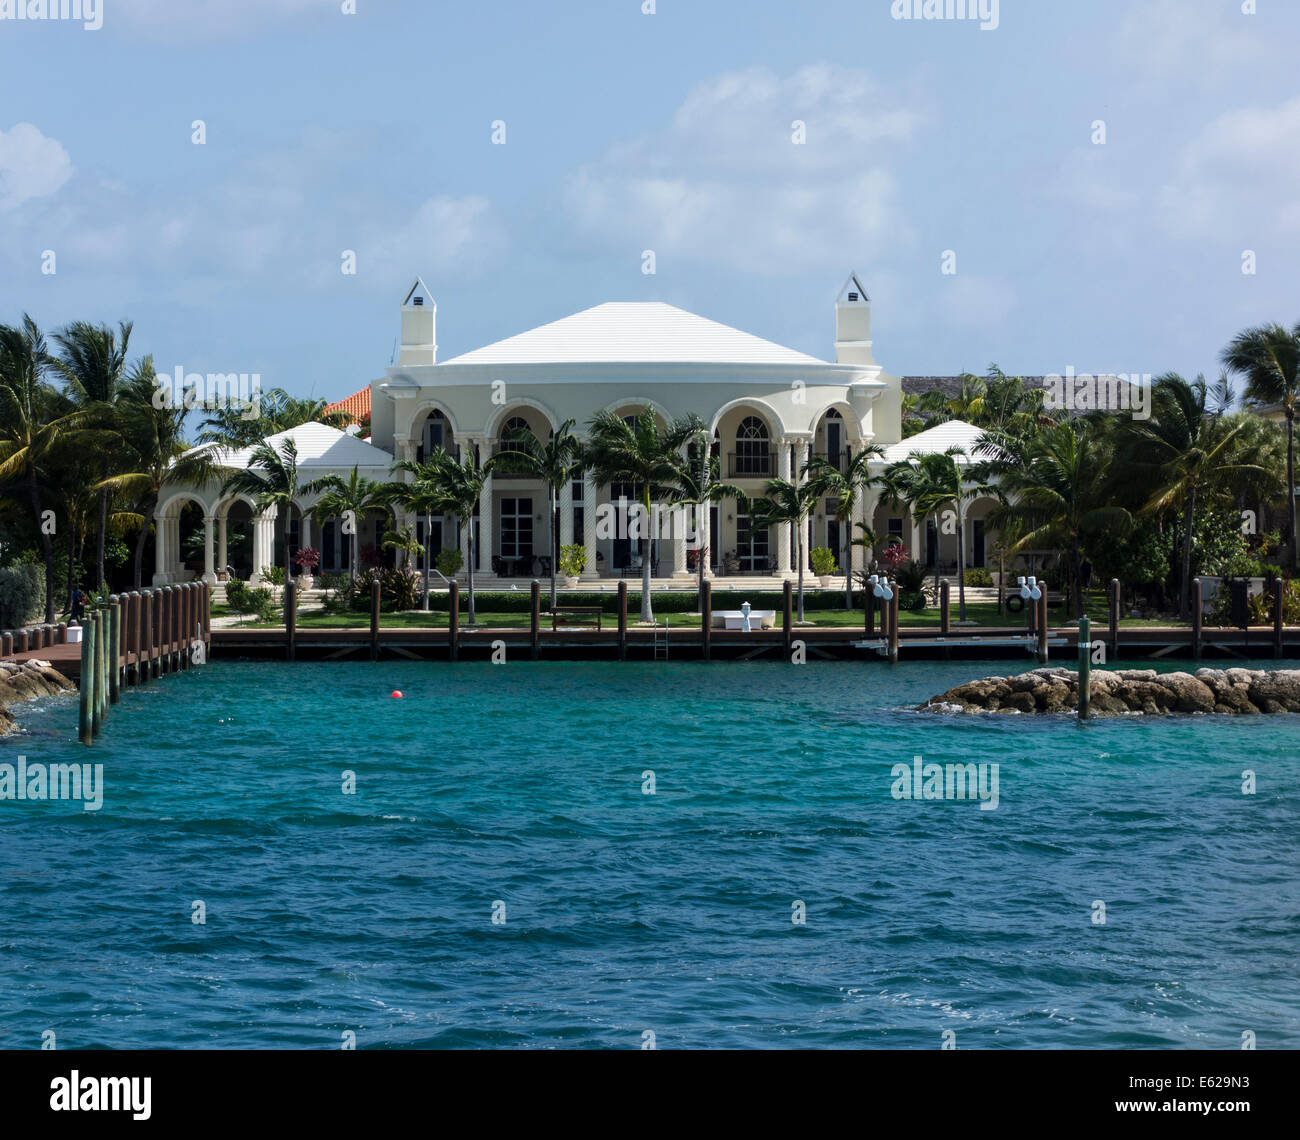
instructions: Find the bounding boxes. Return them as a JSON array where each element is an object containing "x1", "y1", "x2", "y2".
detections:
[
  {"x1": 918, "y1": 667, "x2": 1300, "y2": 716},
  {"x1": 0, "y1": 659, "x2": 76, "y2": 735}
]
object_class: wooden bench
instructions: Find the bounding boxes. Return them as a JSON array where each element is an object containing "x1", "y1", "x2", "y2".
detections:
[{"x1": 551, "y1": 605, "x2": 602, "y2": 630}]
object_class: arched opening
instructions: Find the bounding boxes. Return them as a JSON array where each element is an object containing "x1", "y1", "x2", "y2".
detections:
[{"x1": 733, "y1": 415, "x2": 772, "y2": 478}]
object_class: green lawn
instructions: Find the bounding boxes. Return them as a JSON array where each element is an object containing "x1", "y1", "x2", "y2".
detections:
[{"x1": 217, "y1": 597, "x2": 1192, "y2": 632}]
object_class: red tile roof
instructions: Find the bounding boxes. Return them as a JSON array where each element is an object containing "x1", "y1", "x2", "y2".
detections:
[{"x1": 324, "y1": 386, "x2": 371, "y2": 424}]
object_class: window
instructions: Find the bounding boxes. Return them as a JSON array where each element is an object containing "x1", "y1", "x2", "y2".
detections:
[
  {"x1": 734, "y1": 416, "x2": 770, "y2": 476},
  {"x1": 501, "y1": 498, "x2": 533, "y2": 559},
  {"x1": 736, "y1": 511, "x2": 770, "y2": 572},
  {"x1": 499, "y1": 415, "x2": 531, "y2": 454}
]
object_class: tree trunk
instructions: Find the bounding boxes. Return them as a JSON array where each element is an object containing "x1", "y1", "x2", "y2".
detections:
[
  {"x1": 1071, "y1": 538, "x2": 1085, "y2": 621},
  {"x1": 1287, "y1": 412, "x2": 1297, "y2": 573},
  {"x1": 957, "y1": 513, "x2": 967, "y2": 621},
  {"x1": 796, "y1": 519, "x2": 806, "y2": 622},
  {"x1": 1181, "y1": 488, "x2": 1196, "y2": 620},
  {"x1": 551, "y1": 488, "x2": 559, "y2": 609},
  {"x1": 68, "y1": 514, "x2": 78, "y2": 605},
  {"x1": 133, "y1": 493, "x2": 158, "y2": 590},
  {"x1": 467, "y1": 524, "x2": 477, "y2": 625},
  {"x1": 96, "y1": 488, "x2": 108, "y2": 590},
  {"x1": 933, "y1": 513, "x2": 941, "y2": 598},
  {"x1": 29, "y1": 467, "x2": 55, "y2": 622},
  {"x1": 423, "y1": 510, "x2": 431, "y2": 611},
  {"x1": 842, "y1": 518, "x2": 852, "y2": 610}
]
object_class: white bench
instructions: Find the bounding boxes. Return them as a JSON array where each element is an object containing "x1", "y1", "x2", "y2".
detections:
[{"x1": 713, "y1": 609, "x2": 776, "y2": 630}]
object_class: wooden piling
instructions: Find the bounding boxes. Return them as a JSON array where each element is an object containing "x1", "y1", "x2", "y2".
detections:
[
  {"x1": 78, "y1": 615, "x2": 95, "y2": 745},
  {"x1": 939, "y1": 579, "x2": 951, "y2": 635},
  {"x1": 782, "y1": 579, "x2": 793, "y2": 659},
  {"x1": 1, "y1": 631, "x2": 11, "y2": 656},
  {"x1": 530, "y1": 580, "x2": 541, "y2": 660},
  {"x1": 158, "y1": 587, "x2": 169, "y2": 674},
  {"x1": 203, "y1": 582, "x2": 212, "y2": 660},
  {"x1": 1191, "y1": 577, "x2": 1203, "y2": 659},
  {"x1": 181, "y1": 584, "x2": 192, "y2": 669},
  {"x1": 617, "y1": 581, "x2": 628, "y2": 661},
  {"x1": 143, "y1": 587, "x2": 154, "y2": 675},
  {"x1": 285, "y1": 579, "x2": 297, "y2": 661},
  {"x1": 888, "y1": 584, "x2": 900, "y2": 664},
  {"x1": 448, "y1": 581, "x2": 460, "y2": 662},
  {"x1": 91, "y1": 610, "x2": 105, "y2": 735},
  {"x1": 108, "y1": 596, "x2": 121, "y2": 704},
  {"x1": 1077, "y1": 614, "x2": 1091, "y2": 720},
  {"x1": 701, "y1": 579, "x2": 712, "y2": 662},
  {"x1": 15, "y1": 629, "x2": 28, "y2": 653},
  {"x1": 1273, "y1": 577, "x2": 1284, "y2": 659},
  {"x1": 369, "y1": 578, "x2": 381, "y2": 661},
  {"x1": 1037, "y1": 591, "x2": 1049, "y2": 664}
]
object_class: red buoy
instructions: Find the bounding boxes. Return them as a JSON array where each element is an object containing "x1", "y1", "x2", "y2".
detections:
[{"x1": 391, "y1": 690, "x2": 403, "y2": 699}]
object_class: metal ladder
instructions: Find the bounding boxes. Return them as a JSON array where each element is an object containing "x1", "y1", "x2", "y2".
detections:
[{"x1": 652, "y1": 620, "x2": 668, "y2": 660}]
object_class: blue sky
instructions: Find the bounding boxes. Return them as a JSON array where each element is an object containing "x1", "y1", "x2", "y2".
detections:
[{"x1": 1, "y1": 0, "x2": 1297, "y2": 401}]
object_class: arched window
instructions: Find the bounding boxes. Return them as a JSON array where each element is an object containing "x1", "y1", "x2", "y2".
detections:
[
  {"x1": 499, "y1": 415, "x2": 532, "y2": 454},
  {"x1": 734, "y1": 415, "x2": 771, "y2": 477}
]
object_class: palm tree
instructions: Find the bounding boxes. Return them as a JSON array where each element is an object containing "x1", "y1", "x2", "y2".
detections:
[
  {"x1": 805, "y1": 443, "x2": 885, "y2": 609},
  {"x1": 670, "y1": 446, "x2": 747, "y2": 612},
  {"x1": 198, "y1": 388, "x2": 352, "y2": 449},
  {"x1": 882, "y1": 449, "x2": 982, "y2": 620},
  {"x1": 1221, "y1": 322, "x2": 1300, "y2": 571},
  {"x1": 96, "y1": 357, "x2": 219, "y2": 589},
  {"x1": 582, "y1": 409, "x2": 703, "y2": 623},
  {"x1": 485, "y1": 418, "x2": 584, "y2": 607},
  {"x1": 988, "y1": 421, "x2": 1132, "y2": 618},
  {"x1": 386, "y1": 456, "x2": 455, "y2": 611},
  {"x1": 382, "y1": 524, "x2": 424, "y2": 573},
  {"x1": 0, "y1": 316, "x2": 87, "y2": 621},
  {"x1": 305, "y1": 466, "x2": 387, "y2": 586},
  {"x1": 1117, "y1": 373, "x2": 1270, "y2": 618},
  {"x1": 429, "y1": 447, "x2": 489, "y2": 625},
  {"x1": 221, "y1": 438, "x2": 306, "y2": 586},
  {"x1": 750, "y1": 476, "x2": 820, "y2": 622},
  {"x1": 49, "y1": 319, "x2": 133, "y2": 589}
]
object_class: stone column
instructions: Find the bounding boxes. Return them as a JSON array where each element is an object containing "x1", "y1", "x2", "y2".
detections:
[
  {"x1": 152, "y1": 510, "x2": 169, "y2": 585},
  {"x1": 250, "y1": 510, "x2": 275, "y2": 586},
  {"x1": 910, "y1": 517, "x2": 923, "y2": 564},
  {"x1": 582, "y1": 472, "x2": 599, "y2": 579},
  {"x1": 478, "y1": 464, "x2": 493, "y2": 574},
  {"x1": 673, "y1": 506, "x2": 689, "y2": 578},
  {"x1": 560, "y1": 479, "x2": 574, "y2": 547},
  {"x1": 776, "y1": 436, "x2": 792, "y2": 576},
  {"x1": 793, "y1": 437, "x2": 812, "y2": 573},
  {"x1": 202, "y1": 514, "x2": 217, "y2": 585},
  {"x1": 217, "y1": 515, "x2": 228, "y2": 573}
]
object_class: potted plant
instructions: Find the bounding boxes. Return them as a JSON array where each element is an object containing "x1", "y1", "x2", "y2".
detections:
[
  {"x1": 294, "y1": 546, "x2": 320, "y2": 590},
  {"x1": 810, "y1": 546, "x2": 838, "y2": 587},
  {"x1": 559, "y1": 543, "x2": 586, "y2": 589}
]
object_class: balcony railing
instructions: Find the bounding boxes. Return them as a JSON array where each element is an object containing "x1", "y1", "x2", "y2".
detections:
[
  {"x1": 811, "y1": 449, "x2": 850, "y2": 474},
  {"x1": 489, "y1": 444, "x2": 535, "y2": 478},
  {"x1": 727, "y1": 451, "x2": 773, "y2": 479}
]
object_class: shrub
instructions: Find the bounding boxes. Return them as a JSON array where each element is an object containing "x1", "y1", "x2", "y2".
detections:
[
  {"x1": 434, "y1": 549, "x2": 463, "y2": 578},
  {"x1": 261, "y1": 565, "x2": 286, "y2": 587},
  {"x1": 0, "y1": 563, "x2": 44, "y2": 628},
  {"x1": 810, "y1": 546, "x2": 838, "y2": 576},
  {"x1": 1246, "y1": 580, "x2": 1300, "y2": 625},
  {"x1": 559, "y1": 544, "x2": 586, "y2": 578},
  {"x1": 347, "y1": 567, "x2": 423, "y2": 612},
  {"x1": 963, "y1": 567, "x2": 993, "y2": 587},
  {"x1": 899, "y1": 589, "x2": 928, "y2": 612},
  {"x1": 893, "y1": 560, "x2": 928, "y2": 592}
]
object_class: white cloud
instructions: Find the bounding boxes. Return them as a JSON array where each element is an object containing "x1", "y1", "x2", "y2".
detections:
[
  {"x1": 1158, "y1": 96, "x2": 1300, "y2": 238},
  {"x1": 561, "y1": 64, "x2": 924, "y2": 275},
  {"x1": 0, "y1": 123, "x2": 72, "y2": 211},
  {"x1": 1111, "y1": 0, "x2": 1261, "y2": 89}
]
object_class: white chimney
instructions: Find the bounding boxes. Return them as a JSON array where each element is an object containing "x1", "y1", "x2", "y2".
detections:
[
  {"x1": 835, "y1": 272, "x2": 875, "y2": 367},
  {"x1": 399, "y1": 278, "x2": 437, "y2": 366}
]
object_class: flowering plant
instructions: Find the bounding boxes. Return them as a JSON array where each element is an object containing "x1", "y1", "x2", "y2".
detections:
[{"x1": 294, "y1": 546, "x2": 320, "y2": 571}]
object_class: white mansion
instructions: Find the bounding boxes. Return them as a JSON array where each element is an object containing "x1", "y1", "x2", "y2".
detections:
[{"x1": 151, "y1": 276, "x2": 999, "y2": 586}]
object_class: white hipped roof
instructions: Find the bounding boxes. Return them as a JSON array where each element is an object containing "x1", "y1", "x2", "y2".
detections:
[
  {"x1": 881, "y1": 419, "x2": 988, "y2": 464},
  {"x1": 441, "y1": 302, "x2": 826, "y2": 367},
  {"x1": 191, "y1": 421, "x2": 394, "y2": 471}
]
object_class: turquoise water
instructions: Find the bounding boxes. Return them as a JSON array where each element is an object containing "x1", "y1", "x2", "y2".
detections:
[{"x1": 1, "y1": 659, "x2": 1298, "y2": 1049}]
